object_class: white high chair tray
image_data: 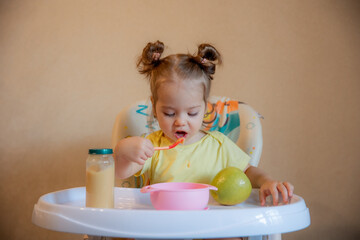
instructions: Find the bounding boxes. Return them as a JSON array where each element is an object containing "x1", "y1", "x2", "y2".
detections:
[{"x1": 32, "y1": 187, "x2": 310, "y2": 239}]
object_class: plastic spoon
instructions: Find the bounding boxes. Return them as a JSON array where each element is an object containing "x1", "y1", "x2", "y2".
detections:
[{"x1": 154, "y1": 138, "x2": 185, "y2": 151}]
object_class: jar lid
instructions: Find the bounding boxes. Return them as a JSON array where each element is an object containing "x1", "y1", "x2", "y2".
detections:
[{"x1": 88, "y1": 148, "x2": 113, "y2": 155}]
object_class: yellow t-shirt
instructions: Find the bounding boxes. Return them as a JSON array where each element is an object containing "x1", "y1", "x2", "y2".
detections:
[{"x1": 140, "y1": 130, "x2": 250, "y2": 185}]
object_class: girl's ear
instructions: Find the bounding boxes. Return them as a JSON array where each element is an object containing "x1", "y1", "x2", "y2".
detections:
[{"x1": 151, "y1": 96, "x2": 156, "y2": 117}]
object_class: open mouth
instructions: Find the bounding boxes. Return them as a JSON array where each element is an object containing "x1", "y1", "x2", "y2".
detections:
[{"x1": 175, "y1": 131, "x2": 187, "y2": 139}]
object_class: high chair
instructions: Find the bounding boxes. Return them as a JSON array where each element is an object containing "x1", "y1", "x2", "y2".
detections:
[
  {"x1": 32, "y1": 98, "x2": 310, "y2": 239},
  {"x1": 111, "y1": 96, "x2": 283, "y2": 240}
]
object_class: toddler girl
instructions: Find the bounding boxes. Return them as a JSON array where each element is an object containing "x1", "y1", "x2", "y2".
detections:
[{"x1": 114, "y1": 41, "x2": 293, "y2": 206}]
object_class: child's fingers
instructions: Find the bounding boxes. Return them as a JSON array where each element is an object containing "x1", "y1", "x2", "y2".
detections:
[
  {"x1": 259, "y1": 189, "x2": 272, "y2": 206},
  {"x1": 276, "y1": 183, "x2": 289, "y2": 203},
  {"x1": 134, "y1": 152, "x2": 149, "y2": 165},
  {"x1": 259, "y1": 189, "x2": 267, "y2": 206},
  {"x1": 270, "y1": 186, "x2": 279, "y2": 206},
  {"x1": 259, "y1": 181, "x2": 294, "y2": 206},
  {"x1": 144, "y1": 147, "x2": 154, "y2": 158},
  {"x1": 144, "y1": 138, "x2": 154, "y2": 148},
  {"x1": 283, "y1": 182, "x2": 294, "y2": 197},
  {"x1": 144, "y1": 140, "x2": 155, "y2": 157},
  {"x1": 135, "y1": 157, "x2": 146, "y2": 165}
]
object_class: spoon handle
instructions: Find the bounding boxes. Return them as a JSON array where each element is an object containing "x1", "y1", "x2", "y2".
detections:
[{"x1": 154, "y1": 138, "x2": 185, "y2": 151}]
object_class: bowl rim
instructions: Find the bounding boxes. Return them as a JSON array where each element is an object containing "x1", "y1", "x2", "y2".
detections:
[{"x1": 145, "y1": 182, "x2": 214, "y2": 192}]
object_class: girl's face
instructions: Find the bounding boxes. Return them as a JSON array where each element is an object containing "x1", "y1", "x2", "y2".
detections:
[{"x1": 154, "y1": 80, "x2": 206, "y2": 145}]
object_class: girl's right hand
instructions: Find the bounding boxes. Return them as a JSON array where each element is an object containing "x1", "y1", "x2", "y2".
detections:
[{"x1": 114, "y1": 136, "x2": 154, "y2": 165}]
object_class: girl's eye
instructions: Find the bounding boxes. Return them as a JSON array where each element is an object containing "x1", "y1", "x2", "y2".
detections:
[
  {"x1": 188, "y1": 112, "x2": 198, "y2": 117},
  {"x1": 164, "y1": 112, "x2": 175, "y2": 117}
]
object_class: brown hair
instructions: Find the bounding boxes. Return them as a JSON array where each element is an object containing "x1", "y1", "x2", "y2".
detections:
[{"x1": 136, "y1": 40, "x2": 222, "y2": 106}]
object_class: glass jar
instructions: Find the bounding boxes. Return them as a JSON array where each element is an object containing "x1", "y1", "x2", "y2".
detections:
[{"x1": 86, "y1": 148, "x2": 115, "y2": 208}]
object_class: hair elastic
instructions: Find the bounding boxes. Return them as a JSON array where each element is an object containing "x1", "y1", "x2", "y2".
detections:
[
  {"x1": 152, "y1": 52, "x2": 161, "y2": 61},
  {"x1": 201, "y1": 58, "x2": 207, "y2": 64}
]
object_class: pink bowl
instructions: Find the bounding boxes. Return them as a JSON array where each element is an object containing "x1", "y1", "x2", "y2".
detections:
[{"x1": 140, "y1": 182, "x2": 217, "y2": 210}]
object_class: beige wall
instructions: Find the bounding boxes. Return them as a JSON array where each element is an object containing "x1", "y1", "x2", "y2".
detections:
[{"x1": 1, "y1": 0, "x2": 359, "y2": 239}]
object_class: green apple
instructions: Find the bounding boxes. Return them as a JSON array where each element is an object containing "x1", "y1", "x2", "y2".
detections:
[{"x1": 211, "y1": 167, "x2": 252, "y2": 205}]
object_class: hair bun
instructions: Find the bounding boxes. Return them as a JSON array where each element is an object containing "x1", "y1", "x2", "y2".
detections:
[
  {"x1": 197, "y1": 43, "x2": 222, "y2": 65},
  {"x1": 137, "y1": 40, "x2": 165, "y2": 75},
  {"x1": 144, "y1": 40, "x2": 164, "y2": 63},
  {"x1": 193, "y1": 43, "x2": 222, "y2": 80}
]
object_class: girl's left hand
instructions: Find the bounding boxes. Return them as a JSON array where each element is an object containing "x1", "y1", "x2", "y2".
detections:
[{"x1": 259, "y1": 181, "x2": 294, "y2": 206}]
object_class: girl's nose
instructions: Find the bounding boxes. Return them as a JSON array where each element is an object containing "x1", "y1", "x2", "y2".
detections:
[{"x1": 175, "y1": 117, "x2": 186, "y2": 126}]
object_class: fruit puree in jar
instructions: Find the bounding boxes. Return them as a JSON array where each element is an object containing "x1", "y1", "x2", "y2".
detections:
[{"x1": 86, "y1": 164, "x2": 114, "y2": 208}]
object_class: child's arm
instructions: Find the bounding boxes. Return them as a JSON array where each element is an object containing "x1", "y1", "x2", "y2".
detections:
[
  {"x1": 244, "y1": 165, "x2": 294, "y2": 206},
  {"x1": 113, "y1": 136, "x2": 154, "y2": 179}
]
